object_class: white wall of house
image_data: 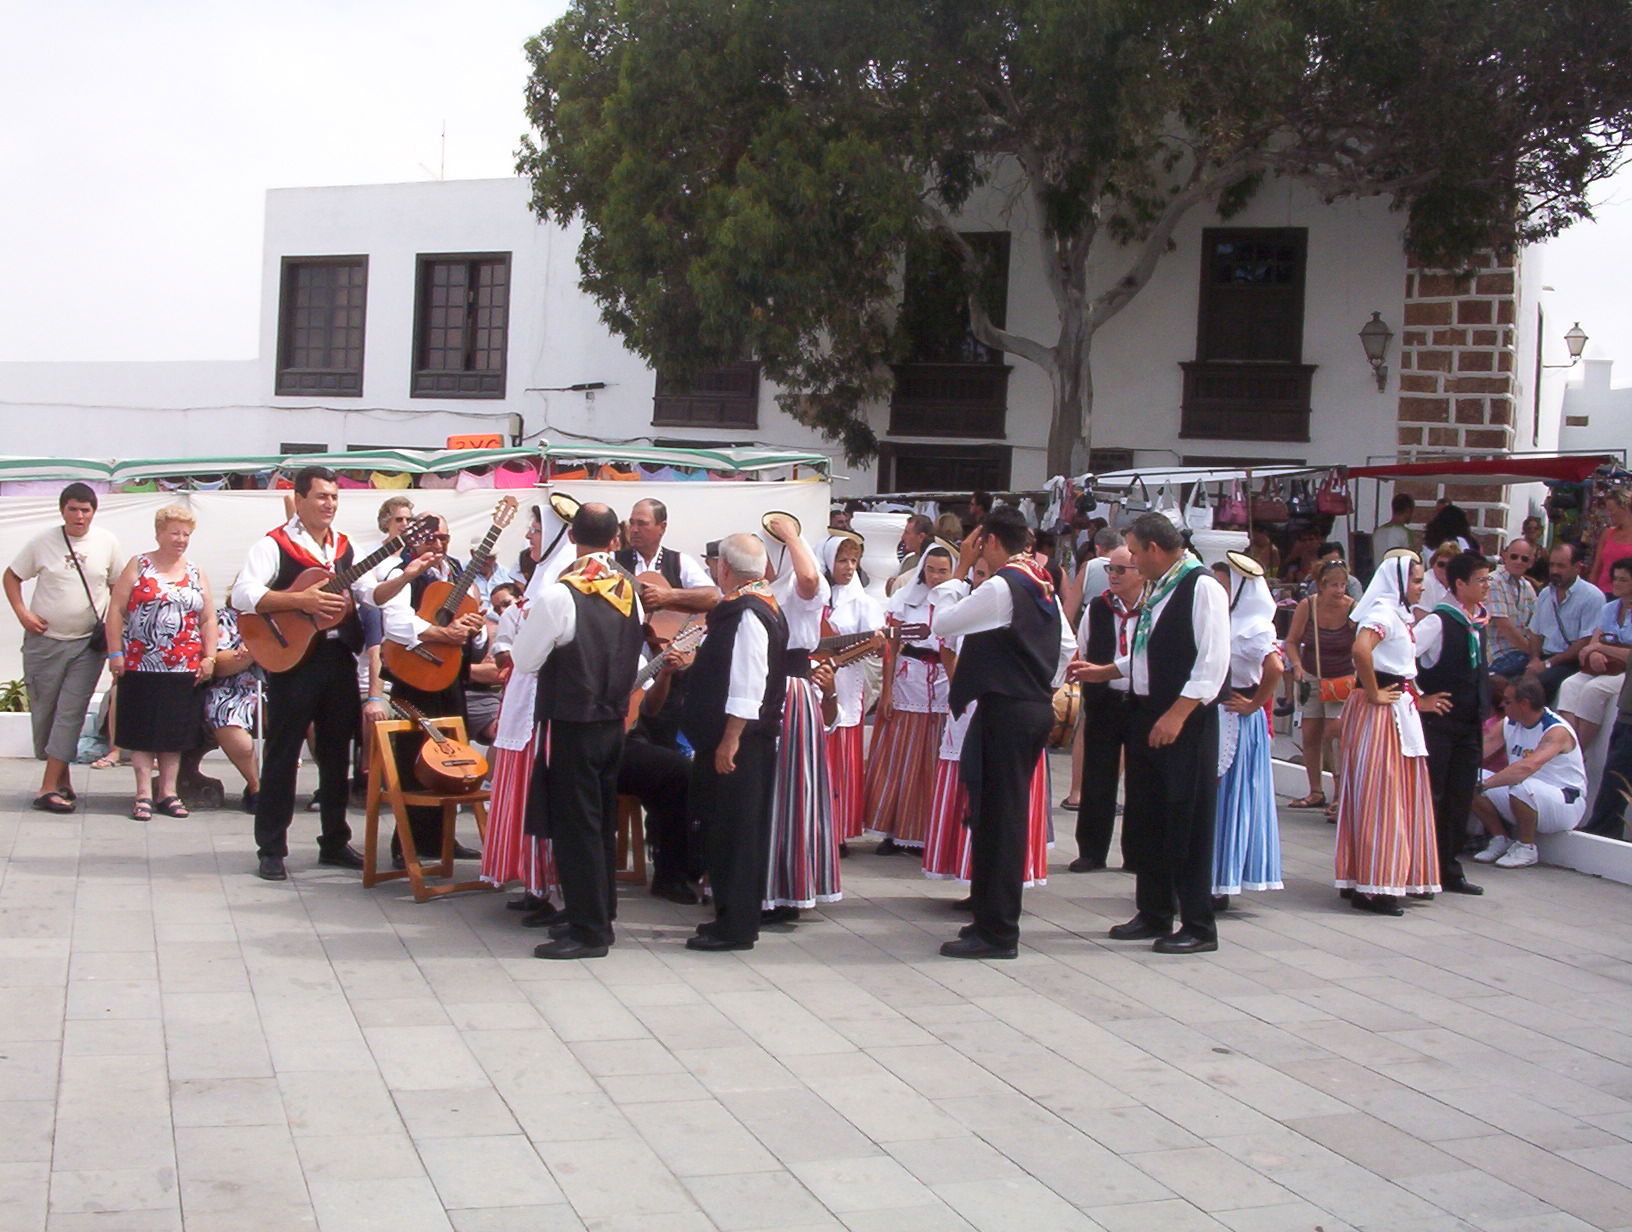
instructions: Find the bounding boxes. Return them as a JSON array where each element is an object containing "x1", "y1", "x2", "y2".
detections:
[
  {"x1": 2, "y1": 171, "x2": 1563, "y2": 504},
  {"x1": 1560, "y1": 359, "x2": 1632, "y2": 455}
]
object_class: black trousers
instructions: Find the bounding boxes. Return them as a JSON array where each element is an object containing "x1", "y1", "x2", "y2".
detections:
[
  {"x1": 527, "y1": 718, "x2": 625, "y2": 946},
  {"x1": 1584, "y1": 718, "x2": 1632, "y2": 840},
  {"x1": 691, "y1": 729, "x2": 777, "y2": 943},
  {"x1": 255, "y1": 640, "x2": 359, "y2": 860},
  {"x1": 1423, "y1": 715, "x2": 1481, "y2": 882},
  {"x1": 618, "y1": 736, "x2": 695, "y2": 887},
  {"x1": 1124, "y1": 701, "x2": 1219, "y2": 939},
  {"x1": 965, "y1": 694, "x2": 1055, "y2": 950},
  {"x1": 385, "y1": 675, "x2": 467, "y2": 858},
  {"x1": 1076, "y1": 692, "x2": 1133, "y2": 866}
]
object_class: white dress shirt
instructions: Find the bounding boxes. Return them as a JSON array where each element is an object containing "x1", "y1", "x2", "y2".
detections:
[
  {"x1": 628, "y1": 546, "x2": 715, "y2": 592},
  {"x1": 929, "y1": 572, "x2": 1076, "y2": 687},
  {"x1": 1112, "y1": 567, "x2": 1230, "y2": 702},
  {"x1": 372, "y1": 555, "x2": 467, "y2": 652},
  {"x1": 725, "y1": 611, "x2": 771, "y2": 721},
  {"x1": 1414, "y1": 607, "x2": 1487, "y2": 670},
  {"x1": 772, "y1": 570, "x2": 831, "y2": 651},
  {"x1": 1075, "y1": 593, "x2": 1137, "y2": 693},
  {"x1": 231, "y1": 517, "x2": 377, "y2": 619}
]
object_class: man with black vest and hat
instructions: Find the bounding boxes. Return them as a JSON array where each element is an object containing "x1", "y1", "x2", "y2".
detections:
[
  {"x1": 510, "y1": 503, "x2": 646, "y2": 959},
  {"x1": 1074, "y1": 512, "x2": 1230, "y2": 954},
  {"x1": 1413, "y1": 550, "x2": 1493, "y2": 896},
  {"x1": 929, "y1": 505, "x2": 1075, "y2": 960},
  {"x1": 232, "y1": 466, "x2": 384, "y2": 881},
  {"x1": 683, "y1": 534, "x2": 789, "y2": 952}
]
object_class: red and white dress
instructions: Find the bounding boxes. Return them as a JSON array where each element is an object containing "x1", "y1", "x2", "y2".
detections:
[
  {"x1": 819, "y1": 538, "x2": 884, "y2": 842},
  {"x1": 478, "y1": 599, "x2": 558, "y2": 897}
]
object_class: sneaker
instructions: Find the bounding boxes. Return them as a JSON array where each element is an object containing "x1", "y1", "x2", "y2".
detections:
[
  {"x1": 1495, "y1": 841, "x2": 1539, "y2": 869},
  {"x1": 1473, "y1": 835, "x2": 1512, "y2": 864}
]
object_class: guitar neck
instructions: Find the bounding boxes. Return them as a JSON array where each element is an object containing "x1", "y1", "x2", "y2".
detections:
[
  {"x1": 326, "y1": 533, "x2": 408, "y2": 594},
  {"x1": 389, "y1": 697, "x2": 446, "y2": 746},
  {"x1": 437, "y1": 523, "x2": 504, "y2": 622},
  {"x1": 814, "y1": 630, "x2": 874, "y2": 655}
]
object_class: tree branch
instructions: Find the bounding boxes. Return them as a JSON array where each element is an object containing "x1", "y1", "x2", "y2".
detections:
[{"x1": 924, "y1": 204, "x2": 1058, "y2": 371}]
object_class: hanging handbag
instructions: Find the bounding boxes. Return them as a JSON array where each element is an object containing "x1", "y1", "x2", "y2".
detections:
[
  {"x1": 1216, "y1": 479, "x2": 1249, "y2": 529},
  {"x1": 1287, "y1": 478, "x2": 1315, "y2": 519},
  {"x1": 1251, "y1": 478, "x2": 1290, "y2": 524},
  {"x1": 1184, "y1": 481, "x2": 1215, "y2": 532},
  {"x1": 1316, "y1": 468, "x2": 1352, "y2": 516},
  {"x1": 1309, "y1": 595, "x2": 1356, "y2": 703},
  {"x1": 64, "y1": 528, "x2": 110, "y2": 655},
  {"x1": 1153, "y1": 481, "x2": 1184, "y2": 530}
]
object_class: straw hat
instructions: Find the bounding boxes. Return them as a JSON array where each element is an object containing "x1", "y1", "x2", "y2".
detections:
[
  {"x1": 547, "y1": 491, "x2": 581, "y2": 523},
  {"x1": 1225, "y1": 550, "x2": 1264, "y2": 578}
]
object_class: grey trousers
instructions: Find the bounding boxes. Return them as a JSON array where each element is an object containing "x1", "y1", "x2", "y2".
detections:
[{"x1": 22, "y1": 632, "x2": 104, "y2": 763}]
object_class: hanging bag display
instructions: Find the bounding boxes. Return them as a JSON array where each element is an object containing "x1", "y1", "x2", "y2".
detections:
[
  {"x1": 1216, "y1": 479, "x2": 1249, "y2": 529},
  {"x1": 1287, "y1": 477, "x2": 1315, "y2": 519},
  {"x1": 1251, "y1": 478, "x2": 1290, "y2": 524},
  {"x1": 1316, "y1": 468, "x2": 1352, "y2": 516},
  {"x1": 1184, "y1": 481, "x2": 1215, "y2": 532}
]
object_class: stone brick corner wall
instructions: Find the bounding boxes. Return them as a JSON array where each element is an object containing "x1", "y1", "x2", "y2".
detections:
[{"x1": 1394, "y1": 249, "x2": 1520, "y2": 554}]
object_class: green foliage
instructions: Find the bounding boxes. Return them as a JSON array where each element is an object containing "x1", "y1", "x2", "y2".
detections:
[
  {"x1": 0, "y1": 679, "x2": 27, "y2": 713},
  {"x1": 520, "y1": 0, "x2": 1632, "y2": 468}
]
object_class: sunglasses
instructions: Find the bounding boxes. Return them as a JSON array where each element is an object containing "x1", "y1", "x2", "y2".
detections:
[
  {"x1": 1104, "y1": 564, "x2": 1136, "y2": 575},
  {"x1": 427, "y1": 534, "x2": 451, "y2": 544},
  {"x1": 1506, "y1": 552, "x2": 1533, "y2": 562}
]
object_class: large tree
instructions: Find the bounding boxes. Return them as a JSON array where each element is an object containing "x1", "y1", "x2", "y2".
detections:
[{"x1": 519, "y1": 0, "x2": 1632, "y2": 472}]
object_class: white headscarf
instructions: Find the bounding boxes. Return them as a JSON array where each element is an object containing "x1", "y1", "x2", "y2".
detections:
[
  {"x1": 821, "y1": 534, "x2": 881, "y2": 634},
  {"x1": 1351, "y1": 548, "x2": 1420, "y2": 634},
  {"x1": 1227, "y1": 564, "x2": 1278, "y2": 667},
  {"x1": 886, "y1": 541, "x2": 956, "y2": 615}
]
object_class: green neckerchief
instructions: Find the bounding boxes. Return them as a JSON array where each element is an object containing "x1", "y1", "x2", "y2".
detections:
[
  {"x1": 1131, "y1": 554, "x2": 1203, "y2": 660},
  {"x1": 1432, "y1": 601, "x2": 1485, "y2": 671}
]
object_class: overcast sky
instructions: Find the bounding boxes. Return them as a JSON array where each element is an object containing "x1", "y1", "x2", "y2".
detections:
[{"x1": 2, "y1": 0, "x2": 1629, "y2": 377}]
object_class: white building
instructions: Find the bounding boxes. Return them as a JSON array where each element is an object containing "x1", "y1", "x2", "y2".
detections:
[{"x1": 0, "y1": 173, "x2": 1584, "y2": 523}]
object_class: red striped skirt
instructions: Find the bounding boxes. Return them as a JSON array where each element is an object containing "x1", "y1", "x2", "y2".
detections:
[
  {"x1": 863, "y1": 708, "x2": 945, "y2": 847},
  {"x1": 826, "y1": 722, "x2": 867, "y2": 841},
  {"x1": 478, "y1": 736, "x2": 558, "y2": 896},
  {"x1": 923, "y1": 753, "x2": 1051, "y2": 887},
  {"x1": 1333, "y1": 693, "x2": 1439, "y2": 896}
]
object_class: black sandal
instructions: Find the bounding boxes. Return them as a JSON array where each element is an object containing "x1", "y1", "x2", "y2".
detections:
[
  {"x1": 131, "y1": 798, "x2": 153, "y2": 822},
  {"x1": 32, "y1": 791, "x2": 75, "y2": 814},
  {"x1": 154, "y1": 796, "x2": 190, "y2": 818}
]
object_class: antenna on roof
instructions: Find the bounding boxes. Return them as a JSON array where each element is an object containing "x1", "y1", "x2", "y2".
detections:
[{"x1": 419, "y1": 121, "x2": 447, "y2": 181}]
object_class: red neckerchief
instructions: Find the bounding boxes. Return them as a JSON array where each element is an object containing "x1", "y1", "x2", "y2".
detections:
[
  {"x1": 1100, "y1": 590, "x2": 1142, "y2": 657},
  {"x1": 1003, "y1": 554, "x2": 1053, "y2": 596},
  {"x1": 269, "y1": 523, "x2": 347, "y2": 571}
]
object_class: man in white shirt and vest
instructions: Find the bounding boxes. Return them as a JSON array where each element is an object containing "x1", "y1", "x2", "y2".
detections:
[{"x1": 1074, "y1": 513, "x2": 1230, "y2": 954}]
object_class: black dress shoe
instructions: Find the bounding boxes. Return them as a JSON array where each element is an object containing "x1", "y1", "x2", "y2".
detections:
[
  {"x1": 520, "y1": 904, "x2": 563, "y2": 928},
  {"x1": 950, "y1": 896, "x2": 973, "y2": 912},
  {"x1": 533, "y1": 937, "x2": 609, "y2": 960},
  {"x1": 507, "y1": 892, "x2": 547, "y2": 912},
  {"x1": 686, "y1": 933, "x2": 754, "y2": 952},
  {"x1": 1407, "y1": 891, "x2": 1434, "y2": 900},
  {"x1": 1210, "y1": 895, "x2": 1231, "y2": 912},
  {"x1": 1108, "y1": 915, "x2": 1171, "y2": 941},
  {"x1": 761, "y1": 906, "x2": 800, "y2": 924},
  {"x1": 256, "y1": 856, "x2": 288, "y2": 881},
  {"x1": 1351, "y1": 893, "x2": 1404, "y2": 917},
  {"x1": 1443, "y1": 877, "x2": 1484, "y2": 896},
  {"x1": 838, "y1": 842, "x2": 850, "y2": 859},
  {"x1": 452, "y1": 841, "x2": 481, "y2": 860},
  {"x1": 651, "y1": 881, "x2": 700, "y2": 905},
  {"x1": 1068, "y1": 857, "x2": 1106, "y2": 873},
  {"x1": 939, "y1": 935, "x2": 1017, "y2": 960},
  {"x1": 1153, "y1": 930, "x2": 1218, "y2": 955},
  {"x1": 317, "y1": 845, "x2": 365, "y2": 870}
]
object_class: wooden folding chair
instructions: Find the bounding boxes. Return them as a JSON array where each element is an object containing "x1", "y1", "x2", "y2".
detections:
[
  {"x1": 363, "y1": 717, "x2": 496, "y2": 902},
  {"x1": 614, "y1": 794, "x2": 648, "y2": 885}
]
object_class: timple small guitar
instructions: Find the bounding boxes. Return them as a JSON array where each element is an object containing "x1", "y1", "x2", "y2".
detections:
[{"x1": 388, "y1": 697, "x2": 489, "y2": 794}]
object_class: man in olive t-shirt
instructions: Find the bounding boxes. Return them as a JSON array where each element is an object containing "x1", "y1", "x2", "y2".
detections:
[{"x1": 4, "y1": 483, "x2": 121, "y2": 812}]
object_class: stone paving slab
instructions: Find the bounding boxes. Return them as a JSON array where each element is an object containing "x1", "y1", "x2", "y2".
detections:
[{"x1": 4, "y1": 752, "x2": 1632, "y2": 1231}]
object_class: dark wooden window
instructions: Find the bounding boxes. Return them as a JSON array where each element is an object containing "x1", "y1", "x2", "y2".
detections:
[
  {"x1": 1088, "y1": 448, "x2": 1135, "y2": 474},
  {"x1": 878, "y1": 443, "x2": 1010, "y2": 492},
  {"x1": 1182, "y1": 228, "x2": 1314, "y2": 442},
  {"x1": 652, "y1": 362, "x2": 760, "y2": 428},
  {"x1": 890, "y1": 232, "x2": 1012, "y2": 437},
  {"x1": 278, "y1": 442, "x2": 327, "y2": 454},
  {"x1": 411, "y1": 254, "x2": 510, "y2": 398},
  {"x1": 276, "y1": 258, "x2": 367, "y2": 396}
]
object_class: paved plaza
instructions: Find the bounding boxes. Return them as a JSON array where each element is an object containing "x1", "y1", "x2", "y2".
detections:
[{"x1": 4, "y1": 752, "x2": 1632, "y2": 1232}]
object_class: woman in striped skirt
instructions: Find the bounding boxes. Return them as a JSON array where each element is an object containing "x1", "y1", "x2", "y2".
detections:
[
  {"x1": 1211, "y1": 552, "x2": 1284, "y2": 908},
  {"x1": 763, "y1": 516, "x2": 839, "y2": 917},
  {"x1": 865, "y1": 543, "x2": 955, "y2": 854},
  {"x1": 1334, "y1": 548, "x2": 1441, "y2": 915},
  {"x1": 820, "y1": 533, "x2": 884, "y2": 847}
]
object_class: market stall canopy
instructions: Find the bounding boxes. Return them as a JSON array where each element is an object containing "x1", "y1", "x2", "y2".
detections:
[
  {"x1": 1088, "y1": 465, "x2": 1330, "y2": 490},
  {"x1": 1348, "y1": 454, "x2": 1619, "y2": 485}
]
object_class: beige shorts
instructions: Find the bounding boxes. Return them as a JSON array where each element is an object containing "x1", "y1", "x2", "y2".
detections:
[{"x1": 1300, "y1": 692, "x2": 1346, "y2": 721}]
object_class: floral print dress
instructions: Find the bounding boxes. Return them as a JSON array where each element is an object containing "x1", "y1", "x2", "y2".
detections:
[{"x1": 122, "y1": 555, "x2": 205, "y2": 673}]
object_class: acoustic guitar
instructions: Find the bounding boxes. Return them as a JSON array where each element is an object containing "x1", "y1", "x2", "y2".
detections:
[
  {"x1": 625, "y1": 620, "x2": 706, "y2": 730},
  {"x1": 383, "y1": 496, "x2": 519, "y2": 694},
  {"x1": 811, "y1": 622, "x2": 930, "y2": 670},
  {"x1": 389, "y1": 697, "x2": 489, "y2": 794},
  {"x1": 238, "y1": 514, "x2": 440, "y2": 674}
]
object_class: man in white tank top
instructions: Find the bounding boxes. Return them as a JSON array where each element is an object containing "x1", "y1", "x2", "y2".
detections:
[{"x1": 1471, "y1": 676, "x2": 1588, "y2": 868}]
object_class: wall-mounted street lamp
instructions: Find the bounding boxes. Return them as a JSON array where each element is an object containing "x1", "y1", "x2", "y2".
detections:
[
  {"x1": 1359, "y1": 311, "x2": 1393, "y2": 391},
  {"x1": 1542, "y1": 322, "x2": 1589, "y2": 369}
]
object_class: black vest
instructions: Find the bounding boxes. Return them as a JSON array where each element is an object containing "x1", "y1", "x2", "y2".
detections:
[
  {"x1": 1416, "y1": 610, "x2": 1489, "y2": 726},
  {"x1": 682, "y1": 592, "x2": 788, "y2": 749},
  {"x1": 535, "y1": 586, "x2": 645, "y2": 723},
  {"x1": 271, "y1": 534, "x2": 363, "y2": 652},
  {"x1": 1140, "y1": 568, "x2": 1220, "y2": 711},
  {"x1": 947, "y1": 570, "x2": 1059, "y2": 718},
  {"x1": 616, "y1": 546, "x2": 684, "y2": 587},
  {"x1": 1079, "y1": 593, "x2": 1131, "y2": 708}
]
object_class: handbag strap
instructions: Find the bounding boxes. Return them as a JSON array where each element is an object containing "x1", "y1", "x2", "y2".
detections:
[
  {"x1": 1309, "y1": 595, "x2": 1322, "y2": 679},
  {"x1": 62, "y1": 528, "x2": 106, "y2": 622}
]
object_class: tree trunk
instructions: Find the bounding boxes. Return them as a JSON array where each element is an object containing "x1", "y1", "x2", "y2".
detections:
[{"x1": 1047, "y1": 327, "x2": 1092, "y2": 477}]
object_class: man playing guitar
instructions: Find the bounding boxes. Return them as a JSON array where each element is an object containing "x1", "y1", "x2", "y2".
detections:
[
  {"x1": 232, "y1": 466, "x2": 381, "y2": 881},
  {"x1": 618, "y1": 498, "x2": 719, "y2": 615},
  {"x1": 373, "y1": 513, "x2": 486, "y2": 865}
]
